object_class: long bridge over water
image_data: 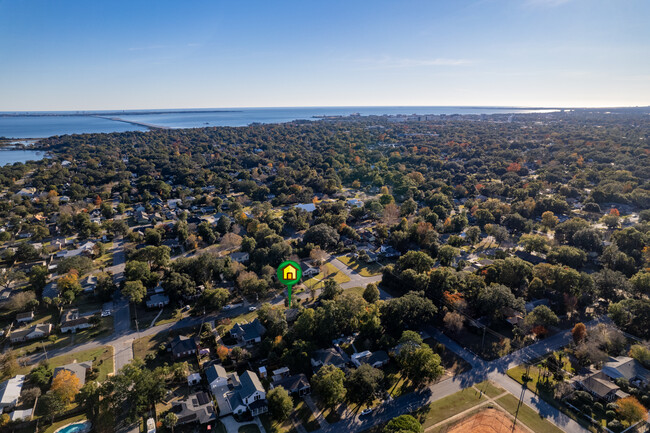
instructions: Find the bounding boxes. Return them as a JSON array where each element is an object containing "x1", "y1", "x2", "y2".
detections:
[{"x1": 93, "y1": 116, "x2": 170, "y2": 130}]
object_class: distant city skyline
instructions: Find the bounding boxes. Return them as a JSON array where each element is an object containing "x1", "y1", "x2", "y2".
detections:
[{"x1": 0, "y1": 0, "x2": 648, "y2": 111}]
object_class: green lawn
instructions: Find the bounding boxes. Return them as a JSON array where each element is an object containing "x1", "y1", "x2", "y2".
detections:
[
  {"x1": 475, "y1": 380, "x2": 505, "y2": 399},
  {"x1": 303, "y1": 263, "x2": 351, "y2": 289},
  {"x1": 413, "y1": 387, "x2": 484, "y2": 429},
  {"x1": 260, "y1": 413, "x2": 296, "y2": 433},
  {"x1": 132, "y1": 326, "x2": 200, "y2": 367},
  {"x1": 496, "y1": 393, "x2": 565, "y2": 433},
  {"x1": 507, "y1": 364, "x2": 599, "y2": 433},
  {"x1": 294, "y1": 400, "x2": 320, "y2": 432},
  {"x1": 336, "y1": 256, "x2": 383, "y2": 277},
  {"x1": 16, "y1": 346, "x2": 114, "y2": 381}
]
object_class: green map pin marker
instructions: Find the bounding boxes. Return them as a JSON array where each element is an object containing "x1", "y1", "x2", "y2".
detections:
[{"x1": 277, "y1": 260, "x2": 302, "y2": 306}]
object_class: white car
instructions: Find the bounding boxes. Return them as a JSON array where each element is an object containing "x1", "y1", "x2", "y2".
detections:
[
  {"x1": 248, "y1": 306, "x2": 257, "y2": 312},
  {"x1": 223, "y1": 305, "x2": 233, "y2": 310},
  {"x1": 101, "y1": 310, "x2": 111, "y2": 317},
  {"x1": 360, "y1": 408, "x2": 373, "y2": 416}
]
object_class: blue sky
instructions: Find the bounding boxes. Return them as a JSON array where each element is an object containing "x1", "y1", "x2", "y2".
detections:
[{"x1": 0, "y1": 0, "x2": 648, "y2": 110}]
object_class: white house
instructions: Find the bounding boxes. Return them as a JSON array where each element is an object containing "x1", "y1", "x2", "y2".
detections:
[
  {"x1": 206, "y1": 364, "x2": 229, "y2": 395},
  {"x1": 60, "y1": 309, "x2": 92, "y2": 333},
  {"x1": 146, "y1": 294, "x2": 170, "y2": 309},
  {"x1": 9, "y1": 323, "x2": 52, "y2": 344},
  {"x1": 0, "y1": 375, "x2": 25, "y2": 412}
]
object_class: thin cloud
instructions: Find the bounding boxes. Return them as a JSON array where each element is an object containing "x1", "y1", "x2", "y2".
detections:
[{"x1": 356, "y1": 56, "x2": 473, "y2": 69}]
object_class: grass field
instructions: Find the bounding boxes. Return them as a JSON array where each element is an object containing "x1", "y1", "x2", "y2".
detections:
[
  {"x1": 260, "y1": 413, "x2": 296, "y2": 433},
  {"x1": 475, "y1": 381, "x2": 505, "y2": 399},
  {"x1": 336, "y1": 256, "x2": 383, "y2": 277},
  {"x1": 496, "y1": 393, "x2": 565, "y2": 433},
  {"x1": 303, "y1": 263, "x2": 351, "y2": 289},
  {"x1": 507, "y1": 364, "x2": 598, "y2": 433},
  {"x1": 17, "y1": 346, "x2": 114, "y2": 381},
  {"x1": 295, "y1": 400, "x2": 320, "y2": 432},
  {"x1": 413, "y1": 387, "x2": 485, "y2": 429}
]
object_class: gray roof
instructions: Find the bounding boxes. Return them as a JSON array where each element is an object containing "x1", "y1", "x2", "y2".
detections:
[
  {"x1": 205, "y1": 364, "x2": 228, "y2": 384},
  {"x1": 312, "y1": 348, "x2": 346, "y2": 367},
  {"x1": 603, "y1": 356, "x2": 650, "y2": 383},
  {"x1": 239, "y1": 370, "x2": 264, "y2": 399},
  {"x1": 581, "y1": 371, "x2": 620, "y2": 398},
  {"x1": 231, "y1": 319, "x2": 266, "y2": 342},
  {"x1": 54, "y1": 362, "x2": 92, "y2": 386},
  {"x1": 171, "y1": 335, "x2": 196, "y2": 356},
  {"x1": 171, "y1": 392, "x2": 216, "y2": 425},
  {"x1": 274, "y1": 374, "x2": 310, "y2": 392}
]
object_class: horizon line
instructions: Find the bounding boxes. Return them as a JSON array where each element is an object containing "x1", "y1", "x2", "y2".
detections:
[{"x1": 2, "y1": 104, "x2": 650, "y2": 114}]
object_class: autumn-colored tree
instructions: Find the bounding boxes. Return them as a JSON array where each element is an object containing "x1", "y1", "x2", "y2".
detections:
[
  {"x1": 216, "y1": 345, "x2": 230, "y2": 361},
  {"x1": 541, "y1": 211, "x2": 559, "y2": 229},
  {"x1": 572, "y1": 322, "x2": 587, "y2": 344},
  {"x1": 609, "y1": 208, "x2": 620, "y2": 217},
  {"x1": 616, "y1": 396, "x2": 646, "y2": 424},
  {"x1": 506, "y1": 162, "x2": 522, "y2": 172},
  {"x1": 531, "y1": 325, "x2": 548, "y2": 338},
  {"x1": 94, "y1": 195, "x2": 102, "y2": 206},
  {"x1": 51, "y1": 370, "x2": 81, "y2": 404},
  {"x1": 58, "y1": 271, "x2": 80, "y2": 294}
]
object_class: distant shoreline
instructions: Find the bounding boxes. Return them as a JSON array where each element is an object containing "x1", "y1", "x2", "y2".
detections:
[{"x1": 0, "y1": 109, "x2": 242, "y2": 117}]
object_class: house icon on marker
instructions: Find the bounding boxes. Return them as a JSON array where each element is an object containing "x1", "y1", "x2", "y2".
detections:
[{"x1": 283, "y1": 264, "x2": 298, "y2": 281}]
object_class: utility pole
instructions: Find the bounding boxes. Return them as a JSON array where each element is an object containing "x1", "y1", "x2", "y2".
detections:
[{"x1": 41, "y1": 341, "x2": 49, "y2": 362}]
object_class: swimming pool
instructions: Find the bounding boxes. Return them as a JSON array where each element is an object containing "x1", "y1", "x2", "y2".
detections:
[{"x1": 54, "y1": 421, "x2": 91, "y2": 433}]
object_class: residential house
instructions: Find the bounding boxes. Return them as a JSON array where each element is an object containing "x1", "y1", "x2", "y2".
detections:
[
  {"x1": 53, "y1": 361, "x2": 92, "y2": 386},
  {"x1": 0, "y1": 375, "x2": 25, "y2": 412},
  {"x1": 573, "y1": 371, "x2": 629, "y2": 402},
  {"x1": 351, "y1": 350, "x2": 390, "y2": 368},
  {"x1": 146, "y1": 294, "x2": 170, "y2": 309},
  {"x1": 311, "y1": 348, "x2": 348, "y2": 370},
  {"x1": 81, "y1": 275, "x2": 96, "y2": 294},
  {"x1": 170, "y1": 335, "x2": 197, "y2": 359},
  {"x1": 206, "y1": 364, "x2": 229, "y2": 395},
  {"x1": 60, "y1": 309, "x2": 92, "y2": 333},
  {"x1": 187, "y1": 373, "x2": 201, "y2": 386},
  {"x1": 15, "y1": 312, "x2": 34, "y2": 324},
  {"x1": 42, "y1": 281, "x2": 58, "y2": 299},
  {"x1": 602, "y1": 356, "x2": 650, "y2": 387},
  {"x1": 272, "y1": 374, "x2": 311, "y2": 397},
  {"x1": 230, "y1": 319, "x2": 266, "y2": 345},
  {"x1": 9, "y1": 323, "x2": 52, "y2": 344},
  {"x1": 225, "y1": 370, "x2": 267, "y2": 416},
  {"x1": 170, "y1": 391, "x2": 216, "y2": 426},
  {"x1": 229, "y1": 252, "x2": 249, "y2": 264}
]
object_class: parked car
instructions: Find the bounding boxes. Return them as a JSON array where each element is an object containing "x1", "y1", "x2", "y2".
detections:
[
  {"x1": 249, "y1": 306, "x2": 257, "y2": 312},
  {"x1": 360, "y1": 408, "x2": 373, "y2": 416}
]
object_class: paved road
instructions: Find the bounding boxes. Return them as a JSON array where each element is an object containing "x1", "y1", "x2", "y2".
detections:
[
  {"x1": 323, "y1": 317, "x2": 609, "y2": 433},
  {"x1": 327, "y1": 255, "x2": 390, "y2": 299}
]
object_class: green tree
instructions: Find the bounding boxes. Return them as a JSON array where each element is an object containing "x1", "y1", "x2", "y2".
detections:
[
  {"x1": 122, "y1": 280, "x2": 146, "y2": 304},
  {"x1": 384, "y1": 414, "x2": 423, "y2": 433},
  {"x1": 267, "y1": 386, "x2": 294, "y2": 421},
  {"x1": 401, "y1": 345, "x2": 444, "y2": 386},
  {"x1": 346, "y1": 364, "x2": 384, "y2": 405},
  {"x1": 162, "y1": 412, "x2": 178, "y2": 432},
  {"x1": 312, "y1": 365, "x2": 346, "y2": 407},
  {"x1": 363, "y1": 283, "x2": 380, "y2": 303}
]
